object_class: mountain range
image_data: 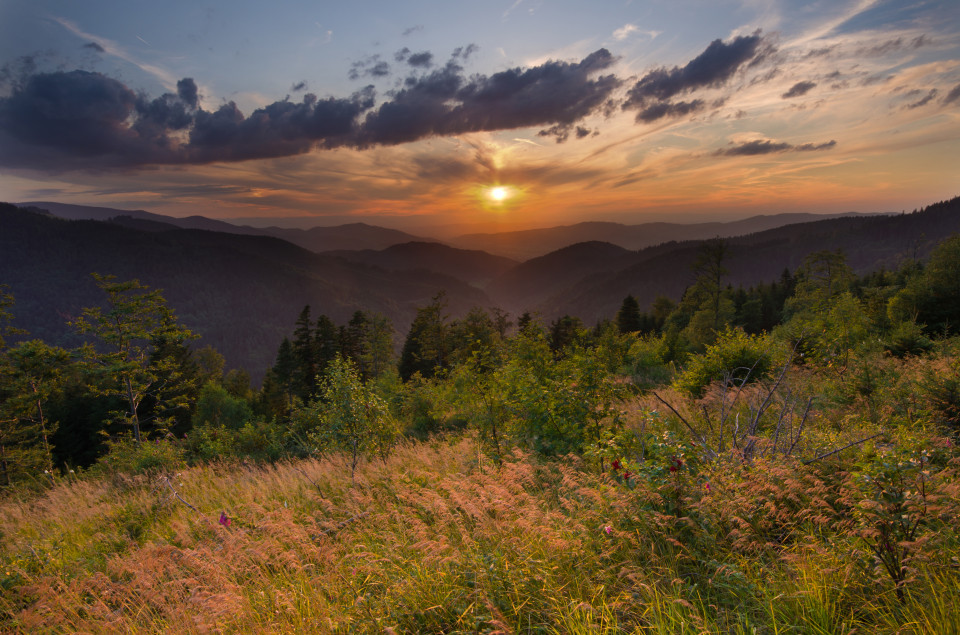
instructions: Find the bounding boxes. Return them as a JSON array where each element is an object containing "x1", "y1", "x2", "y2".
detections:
[{"x1": 4, "y1": 197, "x2": 958, "y2": 380}]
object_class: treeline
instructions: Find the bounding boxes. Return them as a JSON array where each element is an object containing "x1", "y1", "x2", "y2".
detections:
[{"x1": 1, "y1": 231, "x2": 959, "y2": 487}]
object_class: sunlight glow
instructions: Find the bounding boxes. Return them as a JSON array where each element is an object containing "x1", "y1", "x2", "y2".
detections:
[{"x1": 488, "y1": 186, "x2": 511, "y2": 202}]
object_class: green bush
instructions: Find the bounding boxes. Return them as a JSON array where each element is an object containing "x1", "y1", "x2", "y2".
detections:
[
  {"x1": 95, "y1": 435, "x2": 186, "y2": 474},
  {"x1": 673, "y1": 327, "x2": 775, "y2": 398}
]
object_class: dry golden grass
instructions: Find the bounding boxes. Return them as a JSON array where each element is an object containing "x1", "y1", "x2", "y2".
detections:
[{"x1": 2, "y1": 432, "x2": 959, "y2": 633}]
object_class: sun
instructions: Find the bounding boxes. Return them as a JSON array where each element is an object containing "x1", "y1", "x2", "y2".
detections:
[{"x1": 488, "y1": 186, "x2": 511, "y2": 202}]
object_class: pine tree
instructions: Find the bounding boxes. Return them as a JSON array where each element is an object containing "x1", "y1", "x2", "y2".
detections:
[
  {"x1": 291, "y1": 306, "x2": 317, "y2": 401},
  {"x1": 616, "y1": 295, "x2": 643, "y2": 334}
]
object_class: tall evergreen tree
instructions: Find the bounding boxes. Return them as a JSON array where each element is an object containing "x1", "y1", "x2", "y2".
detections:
[
  {"x1": 291, "y1": 306, "x2": 318, "y2": 401},
  {"x1": 616, "y1": 295, "x2": 643, "y2": 334},
  {"x1": 399, "y1": 293, "x2": 449, "y2": 381}
]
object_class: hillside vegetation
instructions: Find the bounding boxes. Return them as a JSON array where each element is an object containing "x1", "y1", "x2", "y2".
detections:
[{"x1": 1, "y1": 199, "x2": 960, "y2": 632}]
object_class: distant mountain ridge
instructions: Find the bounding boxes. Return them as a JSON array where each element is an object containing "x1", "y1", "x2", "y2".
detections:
[
  {"x1": 323, "y1": 241, "x2": 518, "y2": 286},
  {"x1": 18, "y1": 202, "x2": 433, "y2": 253},
  {"x1": 449, "y1": 212, "x2": 887, "y2": 260},
  {"x1": 0, "y1": 204, "x2": 488, "y2": 380}
]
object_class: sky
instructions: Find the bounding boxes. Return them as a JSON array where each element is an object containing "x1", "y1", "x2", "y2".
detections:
[{"x1": 0, "y1": 0, "x2": 958, "y2": 234}]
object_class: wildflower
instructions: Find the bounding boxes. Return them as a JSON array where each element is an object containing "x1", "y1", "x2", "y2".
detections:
[
  {"x1": 623, "y1": 470, "x2": 632, "y2": 481},
  {"x1": 604, "y1": 526, "x2": 613, "y2": 535},
  {"x1": 611, "y1": 459, "x2": 622, "y2": 471},
  {"x1": 705, "y1": 482, "x2": 711, "y2": 493},
  {"x1": 219, "y1": 511, "x2": 231, "y2": 528},
  {"x1": 669, "y1": 456, "x2": 683, "y2": 472}
]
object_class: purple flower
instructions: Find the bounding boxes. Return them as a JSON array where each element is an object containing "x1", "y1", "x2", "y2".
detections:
[
  {"x1": 219, "y1": 511, "x2": 231, "y2": 527},
  {"x1": 604, "y1": 526, "x2": 613, "y2": 535}
]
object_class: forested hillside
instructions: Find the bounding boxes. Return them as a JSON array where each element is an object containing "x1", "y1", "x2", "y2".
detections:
[{"x1": 0, "y1": 204, "x2": 488, "y2": 378}]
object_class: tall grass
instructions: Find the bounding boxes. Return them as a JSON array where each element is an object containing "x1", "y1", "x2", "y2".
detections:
[{"x1": 1, "y1": 429, "x2": 958, "y2": 633}]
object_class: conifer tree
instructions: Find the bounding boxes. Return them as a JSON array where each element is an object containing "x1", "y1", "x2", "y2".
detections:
[
  {"x1": 616, "y1": 295, "x2": 643, "y2": 334},
  {"x1": 73, "y1": 274, "x2": 196, "y2": 444}
]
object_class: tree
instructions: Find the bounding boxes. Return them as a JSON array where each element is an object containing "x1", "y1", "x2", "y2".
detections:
[
  {"x1": 616, "y1": 295, "x2": 643, "y2": 334},
  {"x1": 73, "y1": 274, "x2": 197, "y2": 444},
  {"x1": 291, "y1": 305, "x2": 318, "y2": 400},
  {"x1": 889, "y1": 234, "x2": 960, "y2": 334},
  {"x1": 0, "y1": 286, "x2": 26, "y2": 353},
  {"x1": 679, "y1": 239, "x2": 735, "y2": 347},
  {"x1": 0, "y1": 340, "x2": 71, "y2": 483},
  {"x1": 399, "y1": 293, "x2": 450, "y2": 381},
  {"x1": 361, "y1": 312, "x2": 395, "y2": 380},
  {"x1": 307, "y1": 356, "x2": 398, "y2": 477},
  {"x1": 785, "y1": 250, "x2": 853, "y2": 318},
  {"x1": 549, "y1": 315, "x2": 585, "y2": 355}
]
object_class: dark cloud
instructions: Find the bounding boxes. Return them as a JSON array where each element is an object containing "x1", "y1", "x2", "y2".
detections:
[
  {"x1": 395, "y1": 48, "x2": 433, "y2": 67},
  {"x1": 358, "y1": 48, "x2": 620, "y2": 146},
  {"x1": 715, "y1": 139, "x2": 836, "y2": 156},
  {"x1": 0, "y1": 69, "x2": 373, "y2": 169},
  {"x1": 625, "y1": 32, "x2": 766, "y2": 105},
  {"x1": 177, "y1": 78, "x2": 199, "y2": 108},
  {"x1": 943, "y1": 83, "x2": 960, "y2": 105},
  {"x1": 904, "y1": 88, "x2": 938, "y2": 109},
  {"x1": 402, "y1": 25, "x2": 423, "y2": 36},
  {"x1": 291, "y1": 80, "x2": 308, "y2": 92},
  {"x1": 83, "y1": 42, "x2": 105, "y2": 53},
  {"x1": 782, "y1": 81, "x2": 816, "y2": 99},
  {"x1": 623, "y1": 31, "x2": 768, "y2": 123},
  {"x1": 0, "y1": 48, "x2": 621, "y2": 170},
  {"x1": 407, "y1": 52, "x2": 433, "y2": 68},
  {"x1": 635, "y1": 99, "x2": 705, "y2": 122},
  {"x1": 348, "y1": 55, "x2": 390, "y2": 81},
  {"x1": 452, "y1": 44, "x2": 478, "y2": 60}
]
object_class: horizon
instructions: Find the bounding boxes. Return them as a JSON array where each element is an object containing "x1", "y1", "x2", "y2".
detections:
[{"x1": 1, "y1": 1, "x2": 958, "y2": 233}]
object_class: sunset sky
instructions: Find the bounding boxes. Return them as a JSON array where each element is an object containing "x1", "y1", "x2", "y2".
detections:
[{"x1": 1, "y1": 0, "x2": 958, "y2": 233}]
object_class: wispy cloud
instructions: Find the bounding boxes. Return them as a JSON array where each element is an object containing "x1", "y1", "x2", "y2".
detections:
[{"x1": 51, "y1": 16, "x2": 179, "y2": 90}]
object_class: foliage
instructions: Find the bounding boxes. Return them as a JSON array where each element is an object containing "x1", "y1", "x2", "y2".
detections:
[
  {"x1": 73, "y1": 274, "x2": 197, "y2": 443},
  {"x1": 673, "y1": 327, "x2": 775, "y2": 398},
  {"x1": 889, "y1": 233, "x2": 960, "y2": 335},
  {"x1": 0, "y1": 340, "x2": 71, "y2": 483},
  {"x1": 399, "y1": 293, "x2": 450, "y2": 381},
  {"x1": 94, "y1": 434, "x2": 186, "y2": 475},
  {"x1": 303, "y1": 356, "x2": 399, "y2": 476}
]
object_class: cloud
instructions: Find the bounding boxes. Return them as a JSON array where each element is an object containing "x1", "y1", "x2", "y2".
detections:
[
  {"x1": 402, "y1": 25, "x2": 423, "y2": 36},
  {"x1": 715, "y1": 139, "x2": 836, "y2": 156},
  {"x1": 0, "y1": 49, "x2": 620, "y2": 170},
  {"x1": 83, "y1": 42, "x2": 105, "y2": 53},
  {"x1": 348, "y1": 55, "x2": 390, "y2": 80},
  {"x1": 943, "y1": 83, "x2": 960, "y2": 105},
  {"x1": 635, "y1": 99, "x2": 706, "y2": 122},
  {"x1": 623, "y1": 31, "x2": 770, "y2": 122},
  {"x1": 0, "y1": 69, "x2": 373, "y2": 169},
  {"x1": 357, "y1": 49, "x2": 620, "y2": 146},
  {"x1": 291, "y1": 81, "x2": 308, "y2": 92},
  {"x1": 407, "y1": 52, "x2": 434, "y2": 68},
  {"x1": 782, "y1": 80, "x2": 817, "y2": 98},
  {"x1": 904, "y1": 88, "x2": 938, "y2": 109},
  {"x1": 612, "y1": 24, "x2": 660, "y2": 41},
  {"x1": 396, "y1": 48, "x2": 433, "y2": 68}
]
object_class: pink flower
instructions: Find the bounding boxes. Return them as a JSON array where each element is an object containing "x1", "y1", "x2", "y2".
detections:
[
  {"x1": 219, "y1": 511, "x2": 231, "y2": 527},
  {"x1": 604, "y1": 526, "x2": 613, "y2": 535},
  {"x1": 705, "y1": 482, "x2": 711, "y2": 493}
]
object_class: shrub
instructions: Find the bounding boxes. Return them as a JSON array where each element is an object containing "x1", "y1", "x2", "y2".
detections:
[{"x1": 673, "y1": 327, "x2": 775, "y2": 398}]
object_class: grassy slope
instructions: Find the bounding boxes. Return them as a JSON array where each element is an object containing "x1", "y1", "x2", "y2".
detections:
[{"x1": 2, "y1": 426, "x2": 959, "y2": 634}]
